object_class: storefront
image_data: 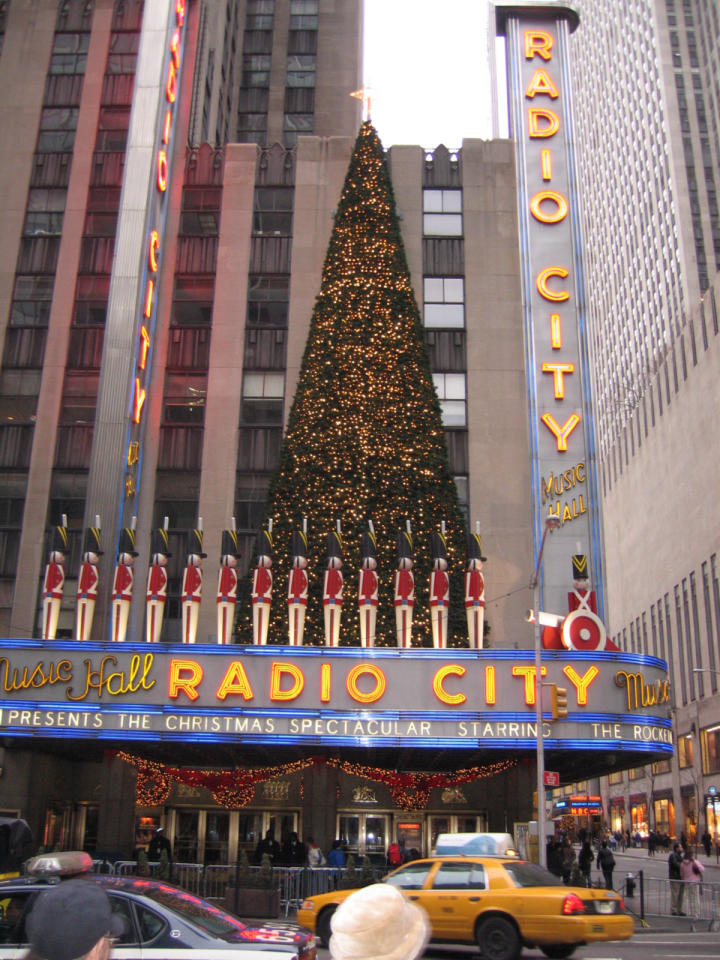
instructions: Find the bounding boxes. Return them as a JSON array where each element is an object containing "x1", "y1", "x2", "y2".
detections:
[
  {"x1": 652, "y1": 790, "x2": 674, "y2": 837},
  {"x1": 629, "y1": 793, "x2": 648, "y2": 837},
  {"x1": 609, "y1": 797, "x2": 625, "y2": 834},
  {"x1": 681, "y1": 785, "x2": 698, "y2": 842}
]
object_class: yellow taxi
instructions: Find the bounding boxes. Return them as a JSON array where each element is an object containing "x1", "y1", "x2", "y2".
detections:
[{"x1": 297, "y1": 857, "x2": 633, "y2": 960}]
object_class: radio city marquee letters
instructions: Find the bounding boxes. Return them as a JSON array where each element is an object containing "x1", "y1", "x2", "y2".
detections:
[
  {"x1": 0, "y1": 644, "x2": 671, "y2": 752},
  {"x1": 498, "y1": 5, "x2": 604, "y2": 615}
]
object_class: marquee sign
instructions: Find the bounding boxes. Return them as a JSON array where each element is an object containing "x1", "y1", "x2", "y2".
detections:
[
  {"x1": 0, "y1": 641, "x2": 671, "y2": 754},
  {"x1": 496, "y1": 3, "x2": 604, "y2": 619}
]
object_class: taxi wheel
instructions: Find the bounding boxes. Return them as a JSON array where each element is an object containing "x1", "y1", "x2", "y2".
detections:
[
  {"x1": 476, "y1": 916, "x2": 520, "y2": 960},
  {"x1": 541, "y1": 946, "x2": 576, "y2": 959},
  {"x1": 317, "y1": 906, "x2": 336, "y2": 948}
]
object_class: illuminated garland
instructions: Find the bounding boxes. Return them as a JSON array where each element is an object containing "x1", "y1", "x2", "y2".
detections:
[{"x1": 114, "y1": 751, "x2": 516, "y2": 812}]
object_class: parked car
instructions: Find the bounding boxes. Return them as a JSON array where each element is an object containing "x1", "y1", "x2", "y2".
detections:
[
  {"x1": 297, "y1": 856, "x2": 633, "y2": 960},
  {"x1": 0, "y1": 852, "x2": 315, "y2": 960}
]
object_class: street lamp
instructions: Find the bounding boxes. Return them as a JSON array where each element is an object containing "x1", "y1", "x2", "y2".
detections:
[{"x1": 529, "y1": 513, "x2": 561, "y2": 869}]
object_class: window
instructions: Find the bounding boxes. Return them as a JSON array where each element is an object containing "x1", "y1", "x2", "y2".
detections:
[
  {"x1": 247, "y1": 275, "x2": 289, "y2": 327},
  {"x1": 384, "y1": 861, "x2": 432, "y2": 890},
  {"x1": 241, "y1": 373, "x2": 284, "y2": 425},
  {"x1": 423, "y1": 189, "x2": 462, "y2": 236},
  {"x1": 678, "y1": 733, "x2": 694, "y2": 768},
  {"x1": 433, "y1": 861, "x2": 486, "y2": 890},
  {"x1": 628, "y1": 766, "x2": 645, "y2": 780},
  {"x1": 423, "y1": 277, "x2": 464, "y2": 328},
  {"x1": 701, "y1": 725, "x2": 720, "y2": 774},
  {"x1": 608, "y1": 770, "x2": 623, "y2": 785},
  {"x1": 433, "y1": 373, "x2": 466, "y2": 426},
  {"x1": 286, "y1": 54, "x2": 315, "y2": 87}
]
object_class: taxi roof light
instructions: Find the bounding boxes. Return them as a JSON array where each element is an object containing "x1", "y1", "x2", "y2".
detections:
[{"x1": 25, "y1": 851, "x2": 93, "y2": 878}]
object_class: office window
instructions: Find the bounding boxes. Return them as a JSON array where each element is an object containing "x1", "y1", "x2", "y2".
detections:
[
  {"x1": 433, "y1": 373, "x2": 466, "y2": 427},
  {"x1": 678, "y1": 733, "x2": 693, "y2": 768},
  {"x1": 423, "y1": 190, "x2": 462, "y2": 236},
  {"x1": 423, "y1": 277, "x2": 464, "y2": 328},
  {"x1": 701, "y1": 725, "x2": 720, "y2": 774},
  {"x1": 286, "y1": 54, "x2": 315, "y2": 87}
]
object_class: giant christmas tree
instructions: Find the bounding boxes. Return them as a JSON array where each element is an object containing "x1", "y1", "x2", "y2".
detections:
[{"x1": 238, "y1": 121, "x2": 471, "y2": 646}]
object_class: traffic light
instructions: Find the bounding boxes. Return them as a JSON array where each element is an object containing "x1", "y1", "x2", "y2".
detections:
[{"x1": 551, "y1": 684, "x2": 568, "y2": 720}]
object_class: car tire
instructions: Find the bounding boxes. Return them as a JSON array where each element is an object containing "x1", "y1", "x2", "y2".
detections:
[
  {"x1": 317, "y1": 906, "x2": 336, "y2": 949},
  {"x1": 541, "y1": 947, "x2": 576, "y2": 959},
  {"x1": 476, "y1": 916, "x2": 521, "y2": 960}
]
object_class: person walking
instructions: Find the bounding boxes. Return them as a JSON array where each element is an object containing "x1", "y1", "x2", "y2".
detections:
[
  {"x1": 702, "y1": 831, "x2": 712, "y2": 858},
  {"x1": 596, "y1": 840, "x2": 615, "y2": 890},
  {"x1": 668, "y1": 842, "x2": 685, "y2": 915},
  {"x1": 680, "y1": 849, "x2": 705, "y2": 922},
  {"x1": 25, "y1": 877, "x2": 124, "y2": 960},
  {"x1": 578, "y1": 840, "x2": 593, "y2": 887}
]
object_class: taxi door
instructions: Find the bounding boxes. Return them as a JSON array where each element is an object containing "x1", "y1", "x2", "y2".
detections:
[{"x1": 412, "y1": 861, "x2": 488, "y2": 942}]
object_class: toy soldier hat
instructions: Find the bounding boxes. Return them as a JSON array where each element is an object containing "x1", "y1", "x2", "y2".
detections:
[
  {"x1": 361, "y1": 530, "x2": 377, "y2": 562},
  {"x1": 572, "y1": 554, "x2": 589, "y2": 581},
  {"x1": 431, "y1": 530, "x2": 447, "y2": 563},
  {"x1": 396, "y1": 527, "x2": 413, "y2": 563},
  {"x1": 221, "y1": 528, "x2": 241, "y2": 558},
  {"x1": 256, "y1": 526, "x2": 273, "y2": 559},
  {"x1": 327, "y1": 529, "x2": 343, "y2": 562},
  {"x1": 81, "y1": 525, "x2": 103, "y2": 556},
  {"x1": 291, "y1": 529, "x2": 308, "y2": 559},
  {"x1": 117, "y1": 526, "x2": 139, "y2": 557},
  {"x1": 49, "y1": 524, "x2": 69, "y2": 554},
  {"x1": 467, "y1": 531, "x2": 487, "y2": 562},
  {"x1": 150, "y1": 527, "x2": 171, "y2": 558},
  {"x1": 187, "y1": 527, "x2": 207, "y2": 558}
]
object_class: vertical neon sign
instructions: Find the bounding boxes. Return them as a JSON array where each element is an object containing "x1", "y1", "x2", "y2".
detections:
[
  {"x1": 497, "y1": 4, "x2": 604, "y2": 617},
  {"x1": 123, "y1": 0, "x2": 187, "y2": 513}
]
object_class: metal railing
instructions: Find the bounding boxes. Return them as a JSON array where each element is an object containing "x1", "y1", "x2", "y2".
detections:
[
  {"x1": 626, "y1": 874, "x2": 720, "y2": 926},
  {"x1": 91, "y1": 860, "x2": 387, "y2": 916}
]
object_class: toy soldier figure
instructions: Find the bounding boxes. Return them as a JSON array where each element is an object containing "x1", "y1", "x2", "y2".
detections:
[
  {"x1": 181, "y1": 524, "x2": 206, "y2": 644},
  {"x1": 146, "y1": 522, "x2": 170, "y2": 643},
  {"x1": 111, "y1": 521, "x2": 138, "y2": 643},
  {"x1": 42, "y1": 517, "x2": 68, "y2": 640},
  {"x1": 568, "y1": 554, "x2": 596, "y2": 614},
  {"x1": 75, "y1": 519, "x2": 102, "y2": 642},
  {"x1": 323, "y1": 522, "x2": 343, "y2": 646},
  {"x1": 251, "y1": 521, "x2": 273, "y2": 645},
  {"x1": 358, "y1": 522, "x2": 378, "y2": 647},
  {"x1": 394, "y1": 522, "x2": 414, "y2": 648},
  {"x1": 217, "y1": 525, "x2": 240, "y2": 645},
  {"x1": 429, "y1": 524, "x2": 450, "y2": 648},
  {"x1": 465, "y1": 525, "x2": 486, "y2": 648},
  {"x1": 287, "y1": 522, "x2": 309, "y2": 646}
]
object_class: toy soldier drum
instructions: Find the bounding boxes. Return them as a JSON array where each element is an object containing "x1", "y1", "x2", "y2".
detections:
[{"x1": 75, "y1": 523, "x2": 102, "y2": 642}]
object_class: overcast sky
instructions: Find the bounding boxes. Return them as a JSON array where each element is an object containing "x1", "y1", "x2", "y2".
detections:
[{"x1": 362, "y1": 0, "x2": 499, "y2": 150}]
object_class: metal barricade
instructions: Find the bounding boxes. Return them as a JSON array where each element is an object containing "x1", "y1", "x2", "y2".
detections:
[
  {"x1": 172, "y1": 862, "x2": 204, "y2": 894},
  {"x1": 204, "y1": 864, "x2": 234, "y2": 902},
  {"x1": 638, "y1": 876, "x2": 720, "y2": 922}
]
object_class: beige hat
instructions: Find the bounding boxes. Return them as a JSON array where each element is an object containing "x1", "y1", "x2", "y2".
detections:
[{"x1": 330, "y1": 883, "x2": 430, "y2": 960}]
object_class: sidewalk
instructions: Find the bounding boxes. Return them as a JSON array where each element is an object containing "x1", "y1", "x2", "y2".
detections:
[{"x1": 616, "y1": 844, "x2": 720, "y2": 873}]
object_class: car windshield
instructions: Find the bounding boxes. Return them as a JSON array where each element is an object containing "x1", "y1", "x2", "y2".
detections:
[{"x1": 502, "y1": 861, "x2": 564, "y2": 887}]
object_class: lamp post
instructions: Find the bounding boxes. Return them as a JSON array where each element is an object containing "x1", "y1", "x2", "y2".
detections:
[{"x1": 529, "y1": 514, "x2": 561, "y2": 868}]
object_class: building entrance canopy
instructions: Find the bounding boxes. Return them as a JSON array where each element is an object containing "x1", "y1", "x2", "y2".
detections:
[{"x1": 0, "y1": 641, "x2": 670, "y2": 767}]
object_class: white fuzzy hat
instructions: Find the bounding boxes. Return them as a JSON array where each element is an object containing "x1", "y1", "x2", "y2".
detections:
[{"x1": 330, "y1": 883, "x2": 430, "y2": 960}]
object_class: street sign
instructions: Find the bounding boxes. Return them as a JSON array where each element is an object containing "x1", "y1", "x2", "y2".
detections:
[{"x1": 544, "y1": 771, "x2": 560, "y2": 787}]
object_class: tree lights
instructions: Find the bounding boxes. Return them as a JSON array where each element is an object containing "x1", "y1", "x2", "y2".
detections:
[{"x1": 237, "y1": 122, "x2": 468, "y2": 647}]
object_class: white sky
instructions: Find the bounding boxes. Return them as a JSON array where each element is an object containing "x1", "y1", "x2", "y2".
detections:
[{"x1": 362, "y1": 0, "x2": 499, "y2": 150}]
